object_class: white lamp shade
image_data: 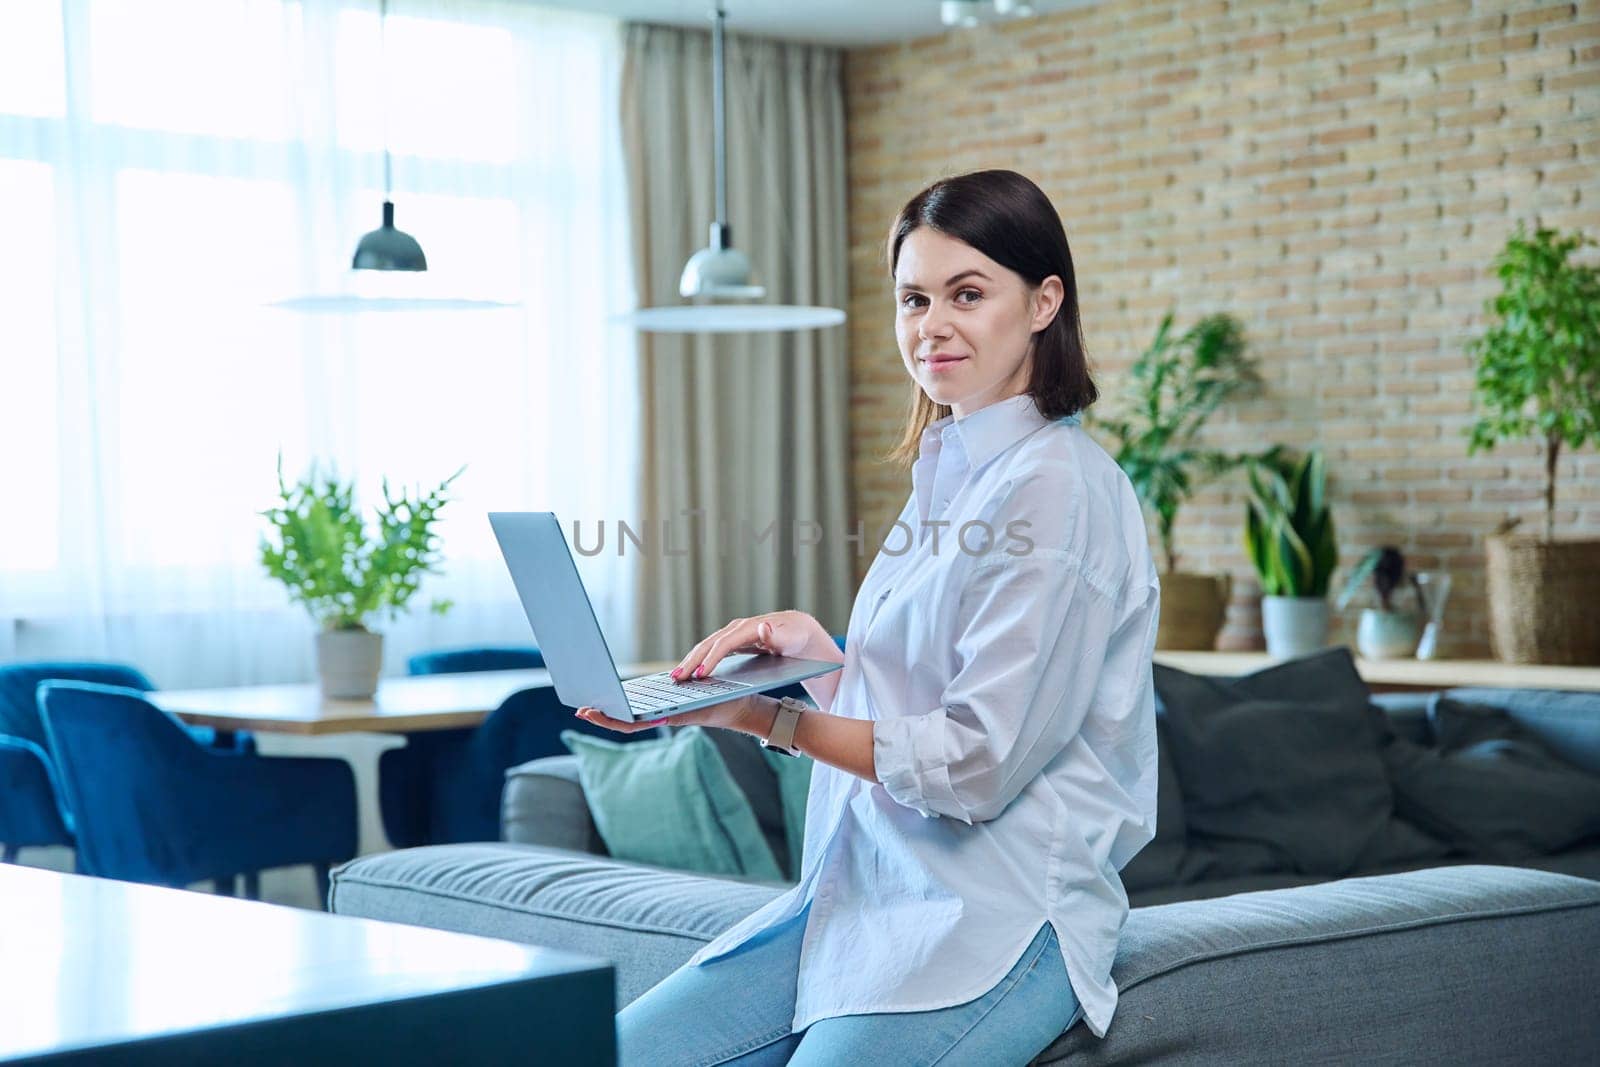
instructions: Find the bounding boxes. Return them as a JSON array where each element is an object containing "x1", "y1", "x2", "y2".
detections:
[
  {"x1": 269, "y1": 270, "x2": 518, "y2": 313},
  {"x1": 613, "y1": 304, "x2": 846, "y2": 333}
]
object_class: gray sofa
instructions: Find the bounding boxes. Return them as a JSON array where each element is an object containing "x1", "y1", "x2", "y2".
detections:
[{"x1": 330, "y1": 685, "x2": 1600, "y2": 1063}]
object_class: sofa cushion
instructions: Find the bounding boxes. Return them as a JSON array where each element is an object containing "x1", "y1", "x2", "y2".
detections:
[
  {"x1": 1118, "y1": 716, "x2": 1188, "y2": 891},
  {"x1": 1525, "y1": 845, "x2": 1600, "y2": 882},
  {"x1": 1154, "y1": 649, "x2": 1392, "y2": 876},
  {"x1": 1445, "y1": 687, "x2": 1600, "y2": 776},
  {"x1": 560, "y1": 728, "x2": 784, "y2": 881},
  {"x1": 759, "y1": 748, "x2": 814, "y2": 881},
  {"x1": 702, "y1": 730, "x2": 791, "y2": 878},
  {"x1": 1129, "y1": 870, "x2": 1322, "y2": 907},
  {"x1": 1379, "y1": 695, "x2": 1600, "y2": 861},
  {"x1": 502, "y1": 754, "x2": 608, "y2": 854}
]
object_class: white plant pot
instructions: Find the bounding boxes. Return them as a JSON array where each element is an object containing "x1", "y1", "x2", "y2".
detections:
[
  {"x1": 315, "y1": 628, "x2": 384, "y2": 699},
  {"x1": 1356, "y1": 609, "x2": 1420, "y2": 660},
  {"x1": 1261, "y1": 596, "x2": 1330, "y2": 658}
]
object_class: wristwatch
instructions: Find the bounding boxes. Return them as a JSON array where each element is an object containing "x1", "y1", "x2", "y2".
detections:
[{"x1": 759, "y1": 695, "x2": 810, "y2": 757}]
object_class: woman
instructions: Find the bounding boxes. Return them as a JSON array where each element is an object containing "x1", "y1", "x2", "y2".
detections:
[{"x1": 577, "y1": 169, "x2": 1161, "y2": 1066}]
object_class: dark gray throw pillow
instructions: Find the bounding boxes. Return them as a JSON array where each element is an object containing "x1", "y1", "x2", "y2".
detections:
[
  {"x1": 1119, "y1": 716, "x2": 1188, "y2": 891},
  {"x1": 1380, "y1": 695, "x2": 1600, "y2": 860},
  {"x1": 702, "y1": 729, "x2": 791, "y2": 876},
  {"x1": 1154, "y1": 649, "x2": 1394, "y2": 877}
]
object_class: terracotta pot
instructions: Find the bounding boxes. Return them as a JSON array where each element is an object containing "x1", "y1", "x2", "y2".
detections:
[
  {"x1": 1486, "y1": 534, "x2": 1600, "y2": 665},
  {"x1": 315, "y1": 628, "x2": 384, "y2": 699},
  {"x1": 1155, "y1": 572, "x2": 1232, "y2": 651}
]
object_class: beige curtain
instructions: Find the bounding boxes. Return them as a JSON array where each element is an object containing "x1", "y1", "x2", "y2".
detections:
[{"x1": 620, "y1": 23, "x2": 853, "y2": 661}]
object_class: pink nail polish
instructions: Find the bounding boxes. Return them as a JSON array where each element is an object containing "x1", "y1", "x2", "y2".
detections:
[
  {"x1": 694, "y1": 665, "x2": 705, "y2": 678},
  {"x1": 670, "y1": 668, "x2": 681, "y2": 679}
]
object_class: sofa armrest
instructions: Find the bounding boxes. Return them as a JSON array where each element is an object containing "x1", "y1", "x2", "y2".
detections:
[
  {"x1": 330, "y1": 843, "x2": 783, "y2": 1006},
  {"x1": 502, "y1": 755, "x2": 607, "y2": 855},
  {"x1": 1041, "y1": 864, "x2": 1600, "y2": 1065}
]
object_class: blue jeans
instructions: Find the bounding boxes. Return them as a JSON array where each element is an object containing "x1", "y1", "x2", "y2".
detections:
[{"x1": 616, "y1": 904, "x2": 1082, "y2": 1066}]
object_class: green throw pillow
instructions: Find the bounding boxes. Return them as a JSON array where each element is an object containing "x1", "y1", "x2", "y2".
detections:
[
  {"x1": 761, "y1": 748, "x2": 814, "y2": 881},
  {"x1": 560, "y1": 727, "x2": 784, "y2": 881}
]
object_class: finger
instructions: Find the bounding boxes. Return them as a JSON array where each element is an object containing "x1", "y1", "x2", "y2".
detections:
[
  {"x1": 671, "y1": 631, "x2": 722, "y2": 680},
  {"x1": 725, "y1": 621, "x2": 776, "y2": 657},
  {"x1": 691, "y1": 626, "x2": 755, "y2": 678},
  {"x1": 673, "y1": 619, "x2": 743, "y2": 681},
  {"x1": 652, "y1": 707, "x2": 710, "y2": 729},
  {"x1": 574, "y1": 707, "x2": 647, "y2": 733}
]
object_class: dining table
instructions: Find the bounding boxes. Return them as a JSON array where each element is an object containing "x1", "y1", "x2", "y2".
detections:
[
  {"x1": 149, "y1": 661, "x2": 678, "y2": 739},
  {"x1": 148, "y1": 661, "x2": 676, "y2": 861}
]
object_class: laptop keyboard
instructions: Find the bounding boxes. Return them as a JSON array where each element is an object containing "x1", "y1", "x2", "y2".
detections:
[{"x1": 623, "y1": 672, "x2": 750, "y2": 713}]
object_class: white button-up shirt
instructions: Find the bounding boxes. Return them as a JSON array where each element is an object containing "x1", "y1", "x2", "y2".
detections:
[{"x1": 687, "y1": 393, "x2": 1161, "y2": 1039}]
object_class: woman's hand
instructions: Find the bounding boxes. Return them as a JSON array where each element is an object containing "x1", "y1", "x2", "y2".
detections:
[
  {"x1": 670, "y1": 610, "x2": 840, "y2": 681},
  {"x1": 571, "y1": 610, "x2": 835, "y2": 737},
  {"x1": 573, "y1": 695, "x2": 766, "y2": 736}
]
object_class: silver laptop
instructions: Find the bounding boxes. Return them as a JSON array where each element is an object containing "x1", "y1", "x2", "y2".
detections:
[{"x1": 489, "y1": 511, "x2": 842, "y2": 723}]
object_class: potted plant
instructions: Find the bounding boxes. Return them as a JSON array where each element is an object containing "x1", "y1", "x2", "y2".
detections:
[
  {"x1": 260, "y1": 457, "x2": 463, "y2": 698},
  {"x1": 1466, "y1": 224, "x2": 1600, "y2": 665},
  {"x1": 1243, "y1": 449, "x2": 1338, "y2": 657},
  {"x1": 1096, "y1": 311, "x2": 1266, "y2": 650},
  {"x1": 1335, "y1": 546, "x2": 1422, "y2": 660}
]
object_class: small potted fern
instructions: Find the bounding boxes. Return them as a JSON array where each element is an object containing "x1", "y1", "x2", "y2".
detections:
[
  {"x1": 260, "y1": 457, "x2": 463, "y2": 698},
  {"x1": 1096, "y1": 311, "x2": 1266, "y2": 650},
  {"x1": 1243, "y1": 449, "x2": 1338, "y2": 657}
]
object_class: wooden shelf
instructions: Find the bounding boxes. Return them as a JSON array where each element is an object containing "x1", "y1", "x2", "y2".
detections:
[{"x1": 1152, "y1": 649, "x2": 1600, "y2": 693}]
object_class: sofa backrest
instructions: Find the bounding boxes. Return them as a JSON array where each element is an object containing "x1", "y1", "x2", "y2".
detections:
[{"x1": 1441, "y1": 687, "x2": 1600, "y2": 776}]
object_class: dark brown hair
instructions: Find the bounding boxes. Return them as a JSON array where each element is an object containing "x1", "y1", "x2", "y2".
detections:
[{"x1": 885, "y1": 169, "x2": 1096, "y2": 466}]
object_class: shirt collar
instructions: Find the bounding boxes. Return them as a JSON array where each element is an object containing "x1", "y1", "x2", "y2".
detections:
[{"x1": 919, "y1": 393, "x2": 1075, "y2": 471}]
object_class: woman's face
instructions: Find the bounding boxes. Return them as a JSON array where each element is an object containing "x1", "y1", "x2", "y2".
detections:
[{"x1": 893, "y1": 227, "x2": 1063, "y2": 419}]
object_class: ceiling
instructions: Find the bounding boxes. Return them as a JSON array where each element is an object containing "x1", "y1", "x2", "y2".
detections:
[{"x1": 529, "y1": 1, "x2": 1096, "y2": 48}]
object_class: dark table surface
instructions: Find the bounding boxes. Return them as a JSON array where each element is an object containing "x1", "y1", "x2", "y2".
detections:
[{"x1": 0, "y1": 865, "x2": 614, "y2": 1065}]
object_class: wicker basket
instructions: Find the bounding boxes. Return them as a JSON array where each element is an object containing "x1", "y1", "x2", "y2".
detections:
[
  {"x1": 1155, "y1": 571, "x2": 1232, "y2": 651},
  {"x1": 1485, "y1": 534, "x2": 1600, "y2": 665}
]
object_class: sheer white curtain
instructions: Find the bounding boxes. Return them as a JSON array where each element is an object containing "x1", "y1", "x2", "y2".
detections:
[{"x1": 0, "y1": 0, "x2": 641, "y2": 688}]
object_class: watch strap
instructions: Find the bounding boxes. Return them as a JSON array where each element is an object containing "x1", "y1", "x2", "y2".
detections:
[{"x1": 759, "y1": 696, "x2": 808, "y2": 756}]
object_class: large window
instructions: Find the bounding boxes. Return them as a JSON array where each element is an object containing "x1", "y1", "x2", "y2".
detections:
[{"x1": 0, "y1": 0, "x2": 639, "y2": 685}]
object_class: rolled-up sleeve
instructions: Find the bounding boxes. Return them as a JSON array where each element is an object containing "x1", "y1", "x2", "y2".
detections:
[{"x1": 873, "y1": 546, "x2": 1124, "y2": 825}]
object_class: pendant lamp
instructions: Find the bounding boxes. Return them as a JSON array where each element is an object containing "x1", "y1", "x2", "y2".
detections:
[
  {"x1": 271, "y1": 0, "x2": 512, "y2": 313},
  {"x1": 616, "y1": 3, "x2": 844, "y2": 334}
]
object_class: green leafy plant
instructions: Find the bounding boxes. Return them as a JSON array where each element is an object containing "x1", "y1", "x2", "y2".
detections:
[
  {"x1": 1466, "y1": 224, "x2": 1600, "y2": 541},
  {"x1": 259, "y1": 455, "x2": 464, "y2": 631},
  {"x1": 1243, "y1": 449, "x2": 1338, "y2": 598},
  {"x1": 1096, "y1": 311, "x2": 1266, "y2": 573}
]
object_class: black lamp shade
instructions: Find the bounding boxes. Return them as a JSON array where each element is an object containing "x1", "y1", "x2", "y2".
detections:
[{"x1": 352, "y1": 201, "x2": 427, "y2": 272}]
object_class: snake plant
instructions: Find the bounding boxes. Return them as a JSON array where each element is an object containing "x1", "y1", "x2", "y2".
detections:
[{"x1": 1243, "y1": 449, "x2": 1338, "y2": 598}]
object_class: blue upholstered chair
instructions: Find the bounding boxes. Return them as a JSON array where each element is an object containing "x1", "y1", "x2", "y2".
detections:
[
  {"x1": 36, "y1": 681, "x2": 356, "y2": 898},
  {"x1": 380, "y1": 684, "x2": 658, "y2": 848},
  {"x1": 0, "y1": 661, "x2": 251, "y2": 862},
  {"x1": 406, "y1": 645, "x2": 545, "y2": 676}
]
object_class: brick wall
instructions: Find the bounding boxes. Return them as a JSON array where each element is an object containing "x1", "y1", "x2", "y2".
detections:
[{"x1": 842, "y1": 0, "x2": 1599, "y2": 657}]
